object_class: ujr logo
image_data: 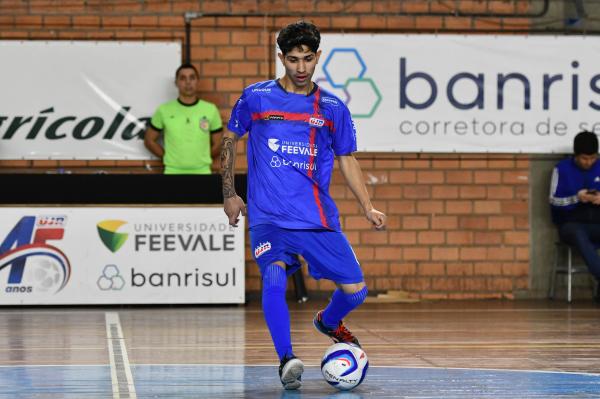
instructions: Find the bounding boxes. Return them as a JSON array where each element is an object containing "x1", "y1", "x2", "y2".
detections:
[{"x1": 0, "y1": 216, "x2": 71, "y2": 294}]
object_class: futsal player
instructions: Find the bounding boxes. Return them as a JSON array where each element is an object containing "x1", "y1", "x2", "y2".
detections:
[{"x1": 221, "y1": 21, "x2": 386, "y2": 390}]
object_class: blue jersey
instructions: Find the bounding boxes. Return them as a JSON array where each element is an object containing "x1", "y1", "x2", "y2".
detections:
[
  {"x1": 550, "y1": 157, "x2": 600, "y2": 224},
  {"x1": 228, "y1": 80, "x2": 357, "y2": 231}
]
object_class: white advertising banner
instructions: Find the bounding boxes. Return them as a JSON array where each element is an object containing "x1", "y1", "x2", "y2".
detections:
[
  {"x1": 0, "y1": 207, "x2": 245, "y2": 305},
  {"x1": 277, "y1": 34, "x2": 600, "y2": 153},
  {"x1": 0, "y1": 41, "x2": 180, "y2": 160}
]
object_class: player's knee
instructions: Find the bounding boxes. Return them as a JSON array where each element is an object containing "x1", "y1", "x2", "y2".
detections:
[
  {"x1": 262, "y1": 263, "x2": 287, "y2": 293},
  {"x1": 345, "y1": 286, "x2": 368, "y2": 306},
  {"x1": 340, "y1": 281, "x2": 367, "y2": 294},
  {"x1": 339, "y1": 283, "x2": 368, "y2": 306}
]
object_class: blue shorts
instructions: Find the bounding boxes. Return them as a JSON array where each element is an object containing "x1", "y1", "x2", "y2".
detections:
[{"x1": 249, "y1": 224, "x2": 364, "y2": 284}]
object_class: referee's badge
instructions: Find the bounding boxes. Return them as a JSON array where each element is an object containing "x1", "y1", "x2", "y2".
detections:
[{"x1": 199, "y1": 116, "x2": 210, "y2": 131}]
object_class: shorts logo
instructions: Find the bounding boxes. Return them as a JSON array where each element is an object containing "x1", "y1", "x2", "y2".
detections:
[
  {"x1": 309, "y1": 117, "x2": 325, "y2": 127},
  {"x1": 268, "y1": 138, "x2": 280, "y2": 152},
  {"x1": 254, "y1": 241, "x2": 271, "y2": 258}
]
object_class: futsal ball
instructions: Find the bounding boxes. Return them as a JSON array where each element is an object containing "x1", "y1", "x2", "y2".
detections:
[{"x1": 321, "y1": 343, "x2": 369, "y2": 391}]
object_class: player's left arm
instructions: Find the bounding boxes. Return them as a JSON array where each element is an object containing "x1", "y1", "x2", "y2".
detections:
[{"x1": 338, "y1": 154, "x2": 386, "y2": 230}]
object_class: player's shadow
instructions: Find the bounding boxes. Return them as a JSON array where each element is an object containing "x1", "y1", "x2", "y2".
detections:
[{"x1": 279, "y1": 390, "x2": 364, "y2": 399}]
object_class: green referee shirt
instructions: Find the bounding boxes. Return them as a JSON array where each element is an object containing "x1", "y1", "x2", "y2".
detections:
[{"x1": 150, "y1": 98, "x2": 223, "y2": 174}]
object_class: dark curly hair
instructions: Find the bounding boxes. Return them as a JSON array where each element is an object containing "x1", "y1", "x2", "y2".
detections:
[{"x1": 276, "y1": 21, "x2": 321, "y2": 55}]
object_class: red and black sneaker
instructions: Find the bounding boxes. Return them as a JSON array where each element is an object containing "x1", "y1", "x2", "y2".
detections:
[{"x1": 313, "y1": 310, "x2": 361, "y2": 347}]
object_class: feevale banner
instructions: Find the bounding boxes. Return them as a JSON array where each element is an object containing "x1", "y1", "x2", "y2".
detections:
[
  {"x1": 276, "y1": 34, "x2": 600, "y2": 153},
  {"x1": 0, "y1": 41, "x2": 180, "y2": 160},
  {"x1": 0, "y1": 207, "x2": 245, "y2": 305}
]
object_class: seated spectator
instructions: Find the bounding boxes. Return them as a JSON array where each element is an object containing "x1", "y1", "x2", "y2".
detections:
[{"x1": 549, "y1": 131, "x2": 600, "y2": 301}]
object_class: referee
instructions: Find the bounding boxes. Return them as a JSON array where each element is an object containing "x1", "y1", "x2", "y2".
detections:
[{"x1": 145, "y1": 64, "x2": 223, "y2": 174}]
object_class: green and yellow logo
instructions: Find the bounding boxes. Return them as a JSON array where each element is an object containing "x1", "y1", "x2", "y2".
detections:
[{"x1": 97, "y1": 220, "x2": 128, "y2": 253}]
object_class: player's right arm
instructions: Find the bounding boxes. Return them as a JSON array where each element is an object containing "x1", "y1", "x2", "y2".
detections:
[
  {"x1": 144, "y1": 125, "x2": 164, "y2": 158},
  {"x1": 221, "y1": 130, "x2": 246, "y2": 227},
  {"x1": 338, "y1": 154, "x2": 386, "y2": 230}
]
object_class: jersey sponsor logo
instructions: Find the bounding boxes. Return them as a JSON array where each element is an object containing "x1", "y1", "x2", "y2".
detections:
[
  {"x1": 309, "y1": 117, "x2": 325, "y2": 127},
  {"x1": 252, "y1": 88, "x2": 271, "y2": 93},
  {"x1": 267, "y1": 139, "x2": 318, "y2": 156},
  {"x1": 254, "y1": 241, "x2": 271, "y2": 258},
  {"x1": 269, "y1": 155, "x2": 316, "y2": 171},
  {"x1": 281, "y1": 144, "x2": 317, "y2": 156},
  {"x1": 321, "y1": 96, "x2": 339, "y2": 106},
  {"x1": 270, "y1": 156, "x2": 282, "y2": 168},
  {"x1": 266, "y1": 114, "x2": 284, "y2": 120},
  {"x1": 268, "y1": 138, "x2": 280, "y2": 152}
]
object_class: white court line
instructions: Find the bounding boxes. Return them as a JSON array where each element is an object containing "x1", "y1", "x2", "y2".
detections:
[
  {"x1": 1, "y1": 362, "x2": 598, "y2": 378},
  {"x1": 105, "y1": 312, "x2": 136, "y2": 399},
  {"x1": 132, "y1": 363, "x2": 600, "y2": 377},
  {"x1": 0, "y1": 364, "x2": 105, "y2": 368},
  {"x1": 0, "y1": 307, "x2": 597, "y2": 316},
  {"x1": 133, "y1": 363, "x2": 600, "y2": 378}
]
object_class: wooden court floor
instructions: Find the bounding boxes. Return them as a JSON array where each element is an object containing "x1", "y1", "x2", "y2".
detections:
[{"x1": 0, "y1": 299, "x2": 599, "y2": 398}]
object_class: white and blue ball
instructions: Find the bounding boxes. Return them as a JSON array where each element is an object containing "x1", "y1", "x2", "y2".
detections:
[{"x1": 320, "y1": 343, "x2": 369, "y2": 391}]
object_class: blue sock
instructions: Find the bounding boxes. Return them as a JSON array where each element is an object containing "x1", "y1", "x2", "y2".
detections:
[
  {"x1": 322, "y1": 286, "x2": 368, "y2": 329},
  {"x1": 261, "y1": 264, "x2": 293, "y2": 361}
]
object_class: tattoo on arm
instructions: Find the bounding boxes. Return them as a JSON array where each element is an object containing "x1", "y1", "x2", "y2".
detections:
[{"x1": 221, "y1": 136, "x2": 236, "y2": 198}]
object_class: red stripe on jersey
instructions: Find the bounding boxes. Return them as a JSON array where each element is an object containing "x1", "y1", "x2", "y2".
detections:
[
  {"x1": 308, "y1": 88, "x2": 330, "y2": 229},
  {"x1": 251, "y1": 110, "x2": 334, "y2": 131}
]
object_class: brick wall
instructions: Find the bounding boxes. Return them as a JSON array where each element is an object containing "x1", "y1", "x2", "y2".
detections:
[{"x1": 0, "y1": 0, "x2": 538, "y2": 299}]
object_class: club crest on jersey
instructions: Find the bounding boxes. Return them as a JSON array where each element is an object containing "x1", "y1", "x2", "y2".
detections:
[
  {"x1": 199, "y1": 117, "x2": 210, "y2": 131},
  {"x1": 268, "y1": 138, "x2": 280, "y2": 152},
  {"x1": 309, "y1": 117, "x2": 325, "y2": 127},
  {"x1": 254, "y1": 242, "x2": 271, "y2": 258}
]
